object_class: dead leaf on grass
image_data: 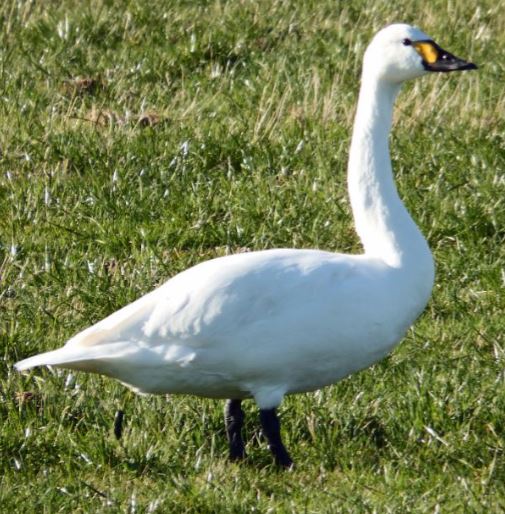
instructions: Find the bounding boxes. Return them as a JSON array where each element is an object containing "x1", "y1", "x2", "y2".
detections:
[{"x1": 63, "y1": 76, "x2": 102, "y2": 95}]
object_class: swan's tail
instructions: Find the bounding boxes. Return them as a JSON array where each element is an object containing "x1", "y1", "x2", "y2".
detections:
[
  {"x1": 15, "y1": 342, "x2": 134, "y2": 373},
  {"x1": 15, "y1": 349, "x2": 72, "y2": 371}
]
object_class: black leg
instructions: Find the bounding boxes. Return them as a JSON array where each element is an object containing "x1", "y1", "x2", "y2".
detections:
[
  {"x1": 224, "y1": 399, "x2": 246, "y2": 461},
  {"x1": 114, "y1": 410, "x2": 124, "y2": 440},
  {"x1": 259, "y1": 408, "x2": 293, "y2": 468}
]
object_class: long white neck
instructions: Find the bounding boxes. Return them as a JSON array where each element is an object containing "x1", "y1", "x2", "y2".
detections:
[{"x1": 348, "y1": 70, "x2": 433, "y2": 278}]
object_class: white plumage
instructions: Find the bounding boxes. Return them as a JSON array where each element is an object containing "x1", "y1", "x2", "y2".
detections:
[
  {"x1": 17, "y1": 249, "x2": 425, "y2": 406},
  {"x1": 15, "y1": 23, "x2": 476, "y2": 465}
]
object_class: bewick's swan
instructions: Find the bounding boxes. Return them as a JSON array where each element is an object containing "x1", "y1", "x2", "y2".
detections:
[{"x1": 15, "y1": 24, "x2": 476, "y2": 467}]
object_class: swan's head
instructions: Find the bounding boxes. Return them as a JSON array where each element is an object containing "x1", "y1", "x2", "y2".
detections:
[{"x1": 364, "y1": 24, "x2": 477, "y2": 83}]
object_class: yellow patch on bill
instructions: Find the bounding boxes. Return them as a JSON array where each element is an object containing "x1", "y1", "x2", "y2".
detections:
[{"x1": 414, "y1": 42, "x2": 439, "y2": 64}]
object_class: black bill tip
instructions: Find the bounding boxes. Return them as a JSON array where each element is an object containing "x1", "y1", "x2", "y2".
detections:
[
  {"x1": 423, "y1": 54, "x2": 478, "y2": 73},
  {"x1": 462, "y1": 62, "x2": 478, "y2": 71}
]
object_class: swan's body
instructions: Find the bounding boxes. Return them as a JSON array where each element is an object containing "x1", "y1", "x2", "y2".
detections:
[
  {"x1": 18, "y1": 249, "x2": 430, "y2": 405},
  {"x1": 15, "y1": 24, "x2": 476, "y2": 466}
]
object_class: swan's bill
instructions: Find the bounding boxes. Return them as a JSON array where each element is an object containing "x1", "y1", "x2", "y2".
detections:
[{"x1": 410, "y1": 39, "x2": 477, "y2": 72}]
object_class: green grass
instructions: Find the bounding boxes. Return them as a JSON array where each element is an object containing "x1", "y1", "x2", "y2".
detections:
[{"x1": 1, "y1": 0, "x2": 504, "y2": 511}]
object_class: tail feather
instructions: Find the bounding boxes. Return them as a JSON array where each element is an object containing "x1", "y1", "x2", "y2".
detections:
[
  {"x1": 15, "y1": 342, "x2": 135, "y2": 372},
  {"x1": 15, "y1": 349, "x2": 75, "y2": 371}
]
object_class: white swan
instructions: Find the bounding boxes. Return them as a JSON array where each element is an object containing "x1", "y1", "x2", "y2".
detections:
[{"x1": 15, "y1": 24, "x2": 476, "y2": 467}]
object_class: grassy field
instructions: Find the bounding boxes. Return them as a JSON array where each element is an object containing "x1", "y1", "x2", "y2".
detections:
[{"x1": 1, "y1": 0, "x2": 504, "y2": 511}]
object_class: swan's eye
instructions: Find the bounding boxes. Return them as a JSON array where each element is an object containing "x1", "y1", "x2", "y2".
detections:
[{"x1": 403, "y1": 38, "x2": 412, "y2": 46}]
